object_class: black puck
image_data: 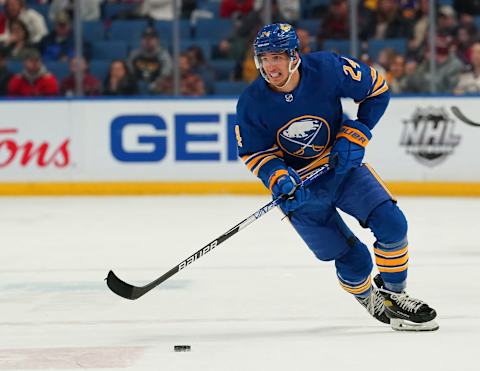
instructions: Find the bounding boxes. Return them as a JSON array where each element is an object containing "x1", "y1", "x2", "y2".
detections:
[{"x1": 174, "y1": 345, "x2": 191, "y2": 352}]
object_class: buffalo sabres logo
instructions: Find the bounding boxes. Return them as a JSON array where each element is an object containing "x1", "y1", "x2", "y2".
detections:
[{"x1": 277, "y1": 115, "x2": 331, "y2": 158}]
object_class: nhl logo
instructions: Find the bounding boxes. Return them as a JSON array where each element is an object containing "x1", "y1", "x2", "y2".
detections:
[
  {"x1": 285, "y1": 93, "x2": 293, "y2": 102},
  {"x1": 400, "y1": 107, "x2": 461, "y2": 167}
]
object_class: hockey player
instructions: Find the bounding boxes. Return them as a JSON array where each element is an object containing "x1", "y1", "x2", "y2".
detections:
[{"x1": 235, "y1": 23, "x2": 438, "y2": 331}]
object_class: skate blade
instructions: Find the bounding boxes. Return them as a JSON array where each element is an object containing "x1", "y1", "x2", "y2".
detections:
[{"x1": 390, "y1": 318, "x2": 439, "y2": 332}]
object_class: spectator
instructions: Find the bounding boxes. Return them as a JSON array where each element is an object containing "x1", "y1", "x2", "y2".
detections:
[
  {"x1": 137, "y1": 0, "x2": 181, "y2": 21},
  {"x1": 296, "y1": 27, "x2": 312, "y2": 54},
  {"x1": 454, "y1": 42, "x2": 480, "y2": 94},
  {"x1": 457, "y1": 13, "x2": 476, "y2": 29},
  {"x1": 361, "y1": 0, "x2": 413, "y2": 40},
  {"x1": 214, "y1": 0, "x2": 286, "y2": 61},
  {"x1": 0, "y1": 45, "x2": 12, "y2": 95},
  {"x1": 399, "y1": 0, "x2": 417, "y2": 19},
  {"x1": 407, "y1": 0, "x2": 429, "y2": 60},
  {"x1": 60, "y1": 56, "x2": 101, "y2": 96},
  {"x1": 372, "y1": 47, "x2": 397, "y2": 79},
  {"x1": 186, "y1": 45, "x2": 215, "y2": 94},
  {"x1": 220, "y1": 0, "x2": 254, "y2": 19},
  {"x1": 215, "y1": 34, "x2": 250, "y2": 62},
  {"x1": 437, "y1": 5, "x2": 458, "y2": 38},
  {"x1": 103, "y1": 59, "x2": 138, "y2": 96},
  {"x1": 49, "y1": 0, "x2": 103, "y2": 22},
  {"x1": 359, "y1": 51, "x2": 374, "y2": 66},
  {"x1": 404, "y1": 35, "x2": 465, "y2": 93},
  {"x1": 0, "y1": 0, "x2": 48, "y2": 44},
  {"x1": 39, "y1": 11, "x2": 84, "y2": 62},
  {"x1": 128, "y1": 26, "x2": 173, "y2": 86},
  {"x1": 454, "y1": 24, "x2": 477, "y2": 64},
  {"x1": 150, "y1": 52, "x2": 205, "y2": 96},
  {"x1": 238, "y1": 29, "x2": 259, "y2": 82},
  {"x1": 362, "y1": 0, "x2": 377, "y2": 12},
  {"x1": 253, "y1": 0, "x2": 300, "y2": 23},
  {"x1": 240, "y1": 44, "x2": 257, "y2": 82},
  {"x1": 389, "y1": 55, "x2": 408, "y2": 94},
  {"x1": 7, "y1": 48, "x2": 59, "y2": 96},
  {"x1": 1, "y1": 19, "x2": 33, "y2": 61},
  {"x1": 318, "y1": 0, "x2": 350, "y2": 47}
]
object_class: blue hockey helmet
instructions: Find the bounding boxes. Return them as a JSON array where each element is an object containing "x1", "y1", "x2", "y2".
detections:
[
  {"x1": 253, "y1": 23, "x2": 299, "y2": 59},
  {"x1": 253, "y1": 23, "x2": 301, "y2": 87}
]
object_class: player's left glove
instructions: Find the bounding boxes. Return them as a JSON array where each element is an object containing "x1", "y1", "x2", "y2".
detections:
[
  {"x1": 270, "y1": 167, "x2": 310, "y2": 213},
  {"x1": 330, "y1": 120, "x2": 372, "y2": 175}
]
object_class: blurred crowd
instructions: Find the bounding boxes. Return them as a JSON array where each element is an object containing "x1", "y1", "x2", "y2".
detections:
[{"x1": 0, "y1": 0, "x2": 480, "y2": 97}]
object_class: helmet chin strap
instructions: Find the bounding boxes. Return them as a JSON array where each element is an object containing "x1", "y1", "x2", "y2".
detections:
[
  {"x1": 271, "y1": 58, "x2": 301, "y2": 89},
  {"x1": 258, "y1": 57, "x2": 301, "y2": 90}
]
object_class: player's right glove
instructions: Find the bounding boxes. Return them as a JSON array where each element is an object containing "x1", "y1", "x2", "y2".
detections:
[
  {"x1": 330, "y1": 120, "x2": 372, "y2": 175},
  {"x1": 269, "y1": 167, "x2": 310, "y2": 213}
]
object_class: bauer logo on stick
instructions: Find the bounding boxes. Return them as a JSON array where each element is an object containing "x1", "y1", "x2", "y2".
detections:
[
  {"x1": 174, "y1": 345, "x2": 191, "y2": 352},
  {"x1": 178, "y1": 240, "x2": 218, "y2": 270}
]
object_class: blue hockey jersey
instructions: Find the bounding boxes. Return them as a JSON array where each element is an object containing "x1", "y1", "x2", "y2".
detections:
[{"x1": 235, "y1": 51, "x2": 390, "y2": 190}]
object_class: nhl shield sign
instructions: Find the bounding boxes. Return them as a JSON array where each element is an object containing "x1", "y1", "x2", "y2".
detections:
[{"x1": 400, "y1": 107, "x2": 460, "y2": 167}]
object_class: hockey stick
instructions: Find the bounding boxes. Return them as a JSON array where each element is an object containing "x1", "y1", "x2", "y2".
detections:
[
  {"x1": 451, "y1": 106, "x2": 480, "y2": 127},
  {"x1": 106, "y1": 163, "x2": 331, "y2": 300}
]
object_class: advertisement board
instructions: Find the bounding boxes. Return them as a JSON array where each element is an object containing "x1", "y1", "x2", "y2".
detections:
[
  {"x1": 0, "y1": 101, "x2": 72, "y2": 181},
  {"x1": 1, "y1": 97, "x2": 479, "y2": 195},
  {"x1": 343, "y1": 97, "x2": 480, "y2": 182}
]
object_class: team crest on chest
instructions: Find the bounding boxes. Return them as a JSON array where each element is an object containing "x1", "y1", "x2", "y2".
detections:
[{"x1": 277, "y1": 115, "x2": 331, "y2": 158}]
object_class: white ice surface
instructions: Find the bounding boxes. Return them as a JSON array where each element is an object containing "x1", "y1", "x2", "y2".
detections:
[{"x1": 1, "y1": 196, "x2": 479, "y2": 370}]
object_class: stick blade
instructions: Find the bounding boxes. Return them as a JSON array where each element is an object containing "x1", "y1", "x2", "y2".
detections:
[
  {"x1": 451, "y1": 105, "x2": 480, "y2": 127},
  {"x1": 106, "y1": 270, "x2": 141, "y2": 300}
]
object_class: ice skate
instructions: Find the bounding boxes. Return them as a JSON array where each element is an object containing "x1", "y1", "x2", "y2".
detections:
[
  {"x1": 373, "y1": 274, "x2": 439, "y2": 331},
  {"x1": 356, "y1": 286, "x2": 390, "y2": 324}
]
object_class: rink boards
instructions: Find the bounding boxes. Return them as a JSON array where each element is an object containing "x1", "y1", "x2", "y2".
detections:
[{"x1": 0, "y1": 96, "x2": 479, "y2": 196}]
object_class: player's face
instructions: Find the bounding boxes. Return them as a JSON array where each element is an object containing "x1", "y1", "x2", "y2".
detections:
[{"x1": 259, "y1": 52, "x2": 291, "y2": 86}]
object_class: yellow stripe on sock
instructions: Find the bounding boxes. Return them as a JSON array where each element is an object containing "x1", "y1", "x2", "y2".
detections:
[
  {"x1": 377, "y1": 263, "x2": 409, "y2": 273},
  {"x1": 376, "y1": 253, "x2": 409, "y2": 267},
  {"x1": 339, "y1": 276, "x2": 372, "y2": 295},
  {"x1": 374, "y1": 245, "x2": 408, "y2": 258}
]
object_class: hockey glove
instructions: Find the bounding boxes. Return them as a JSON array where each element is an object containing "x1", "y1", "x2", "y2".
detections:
[
  {"x1": 330, "y1": 120, "x2": 372, "y2": 175},
  {"x1": 270, "y1": 167, "x2": 310, "y2": 213}
]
